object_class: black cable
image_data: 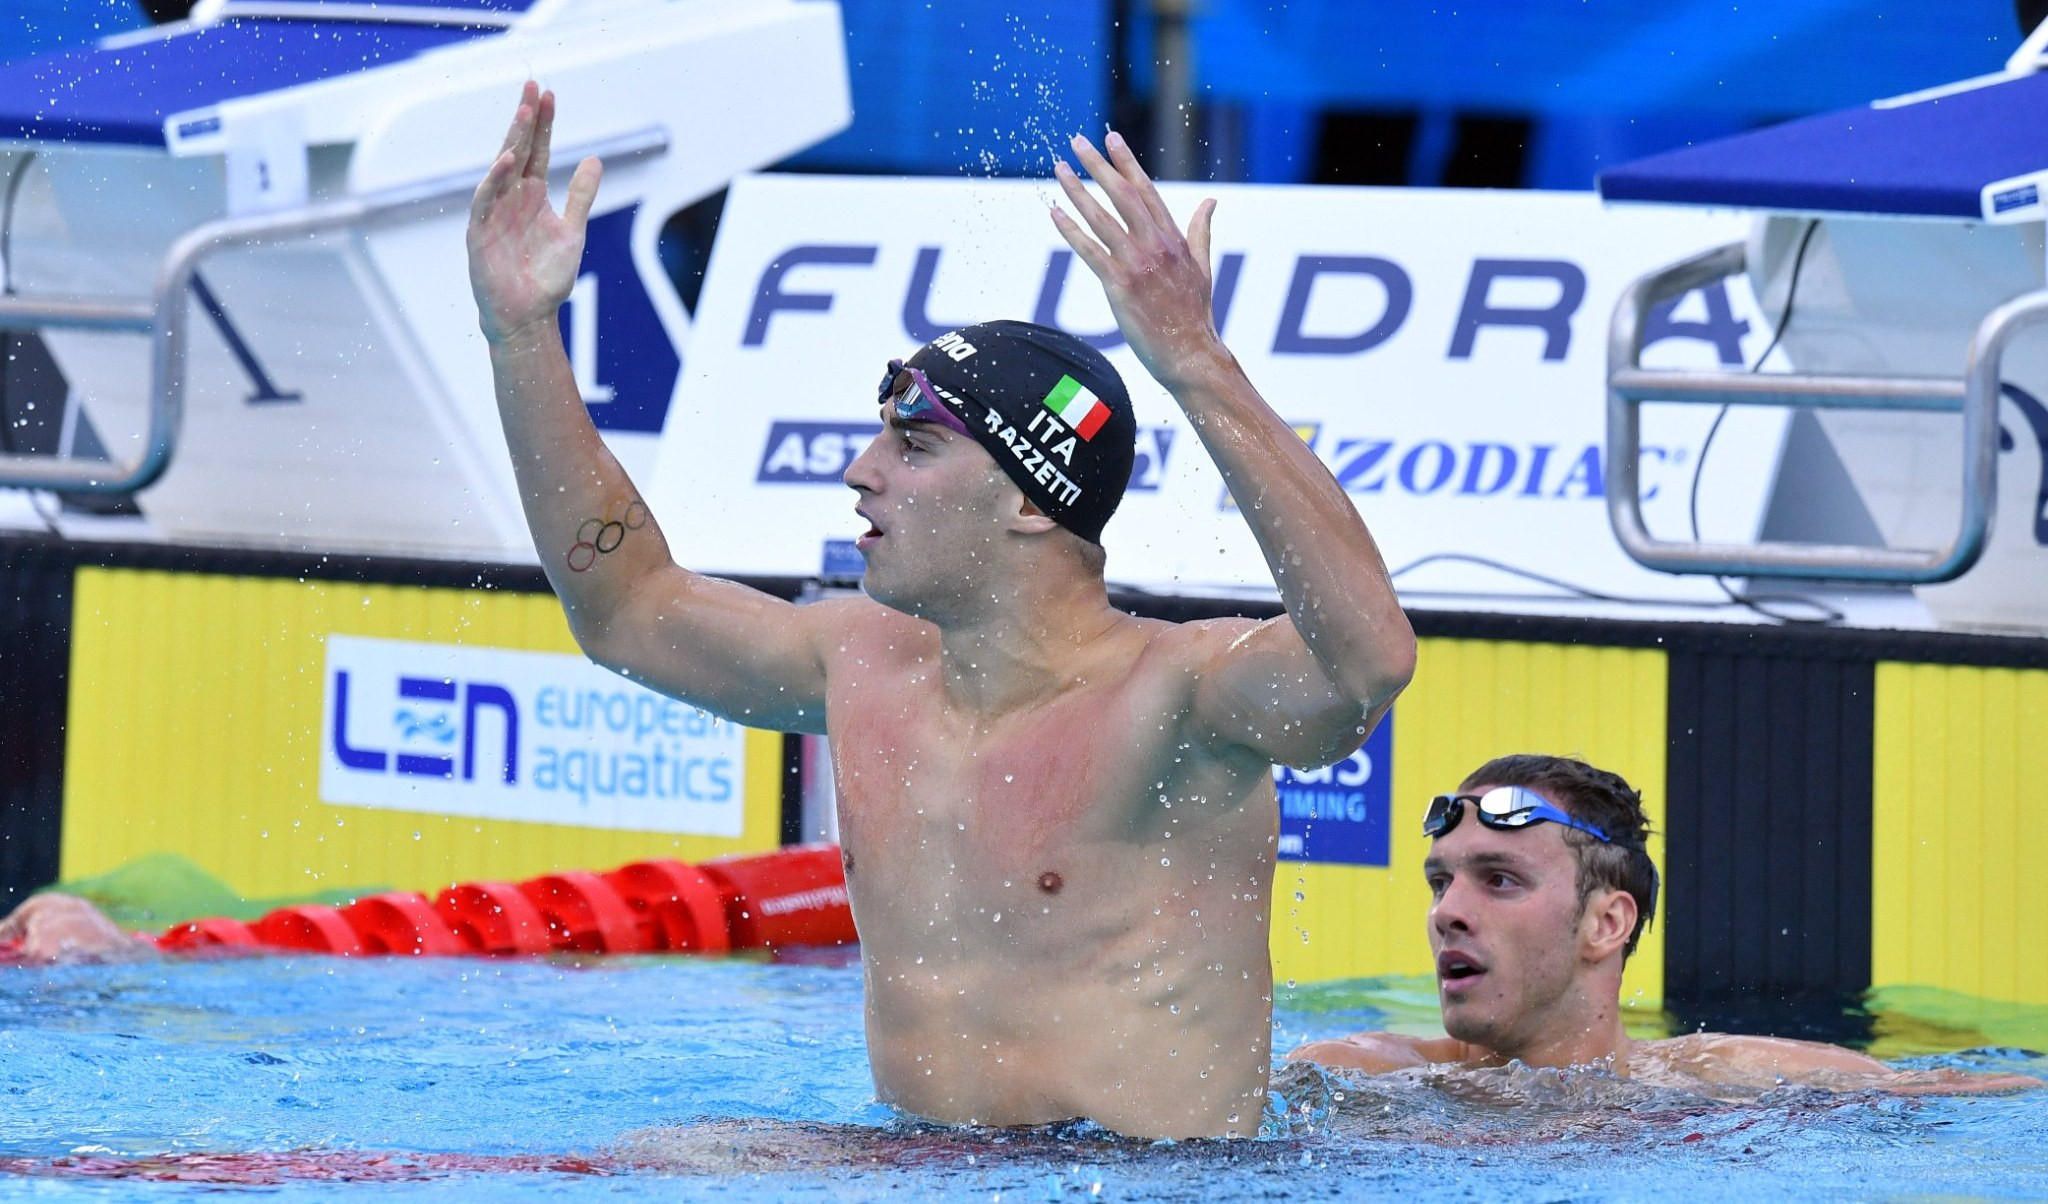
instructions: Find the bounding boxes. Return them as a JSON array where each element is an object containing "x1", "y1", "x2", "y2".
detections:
[
  {"x1": 1132, "y1": 223, "x2": 1843, "y2": 626},
  {"x1": 0, "y1": 150, "x2": 61, "y2": 535},
  {"x1": 1383, "y1": 222, "x2": 1835, "y2": 627},
  {"x1": 1380, "y1": 221, "x2": 1840, "y2": 625},
  {"x1": 1688, "y1": 218, "x2": 1817, "y2": 542},
  {"x1": 1387, "y1": 551, "x2": 1842, "y2": 621},
  {"x1": 1, "y1": 150, "x2": 36, "y2": 297},
  {"x1": 1679, "y1": 218, "x2": 1834, "y2": 624}
]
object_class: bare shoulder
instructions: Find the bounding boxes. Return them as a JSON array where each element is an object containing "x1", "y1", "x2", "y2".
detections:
[
  {"x1": 1096, "y1": 614, "x2": 1260, "y2": 709},
  {"x1": 1116, "y1": 614, "x2": 1263, "y2": 687},
  {"x1": 803, "y1": 594, "x2": 910, "y2": 638},
  {"x1": 1149, "y1": 613, "x2": 1266, "y2": 656},
  {"x1": 1146, "y1": 611, "x2": 1372, "y2": 769},
  {"x1": 805, "y1": 595, "x2": 937, "y2": 659},
  {"x1": 1287, "y1": 1031, "x2": 1466, "y2": 1074}
]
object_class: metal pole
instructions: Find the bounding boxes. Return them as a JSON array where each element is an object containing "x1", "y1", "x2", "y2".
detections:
[
  {"x1": 0, "y1": 128, "x2": 666, "y2": 494},
  {"x1": 1151, "y1": 0, "x2": 1196, "y2": 180}
]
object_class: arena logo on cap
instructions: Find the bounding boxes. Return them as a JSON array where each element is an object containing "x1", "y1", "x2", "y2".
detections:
[
  {"x1": 1040, "y1": 375, "x2": 1109, "y2": 441},
  {"x1": 928, "y1": 331, "x2": 978, "y2": 361}
]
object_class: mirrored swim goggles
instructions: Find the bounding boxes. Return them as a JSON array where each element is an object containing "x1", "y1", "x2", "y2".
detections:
[
  {"x1": 1422, "y1": 785, "x2": 1613, "y2": 844},
  {"x1": 877, "y1": 358, "x2": 972, "y2": 438}
]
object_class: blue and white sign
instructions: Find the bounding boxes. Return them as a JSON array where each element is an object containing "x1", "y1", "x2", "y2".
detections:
[
  {"x1": 561, "y1": 204, "x2": 682, "y2": 434},
  {"x1": 650, "y1": 176, "x2": 1785, "y2": 612},
  {"x1": 1275, "y1": 711, "x2": 1393, "y2": 867},
  {"x1": 319, "y1": 634, "x2": 746, "y2": 836}
]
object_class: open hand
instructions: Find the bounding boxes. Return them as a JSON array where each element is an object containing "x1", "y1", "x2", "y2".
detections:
[
  {"x1": 1050, "y1": 132, "x2": 1224, "y2": 393},
  {"x1": 466, "y1": 81, "x2": 604, "y2": 345}
]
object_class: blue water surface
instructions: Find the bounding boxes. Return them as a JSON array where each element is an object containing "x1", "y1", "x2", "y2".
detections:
[{"x1": 0, "y1": 953, "x2": 2042, "y2": 1201}]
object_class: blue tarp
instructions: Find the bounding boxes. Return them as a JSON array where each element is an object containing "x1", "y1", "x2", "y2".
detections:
[
  {"x1": 1, "y1": 1, "x2": 147, "y2": 66},
  {"x1": 788, "y1": 0, "x2": 1111, "y2": 175},
  {"x1": 0, "y1": 16, "x2": 502, "y2": 147},
  {"x1": 1597, "y1": 71, "x2": 2048, "y2": 218},
  {"x1": 271, "y1": 0, "x2": 532, "y2": 10},
  {"x1": 1161, "y1": 0, "x2": 2019, "y2": 117}
]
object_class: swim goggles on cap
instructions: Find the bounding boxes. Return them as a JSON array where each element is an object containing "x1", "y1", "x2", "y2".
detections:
[
  {"x1": 878, "y1": 358, "x2": 972, "y2": 438},
  {"x1": 1423, "y1": 786, "x2": 1613, "y2": 843}
]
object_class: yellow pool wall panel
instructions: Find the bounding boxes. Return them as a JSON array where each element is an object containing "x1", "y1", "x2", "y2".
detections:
[
  {"x1": 62, "y1": 568, "x2": 783, "y2": 903},
  {"x1": 1872, "y1": 661, "x2": 2048, "y2": 1006},
  {"x1": 1271, "y1": 637, "x2": 1669, "y2": 1006}
]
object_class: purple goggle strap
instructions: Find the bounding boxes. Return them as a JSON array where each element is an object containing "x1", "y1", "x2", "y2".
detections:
[{"x1": 878, "y1": 358, "x2": 973, "y2": 438}]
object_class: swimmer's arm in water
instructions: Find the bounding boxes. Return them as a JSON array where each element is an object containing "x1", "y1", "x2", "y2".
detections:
[
  {"x1": 1285, "y1": 1032, "x2": 1471, "y2": 1074},
  {"x1": 1663, "y1": 1033, "x2": 2044, "y2": 1095},
  {"x1": 0, "y1": 893, "x2": 153, "y2": 962},
  {"x1": 1050, "y1": 133, "x2": 1414, "y2": 767},
  {"x1": 467, "y1": 83, "x2": 832, "y2": 733}
]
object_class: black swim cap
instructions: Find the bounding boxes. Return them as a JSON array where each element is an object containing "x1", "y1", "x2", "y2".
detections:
[{"x1": 901, "y1": 320, "x2": 1136, "y2": 545}]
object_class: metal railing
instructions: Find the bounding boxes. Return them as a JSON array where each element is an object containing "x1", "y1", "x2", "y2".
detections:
[
  {"x1": 1607, "y1": 239, "x2": 2043, "y2": 583},
  {"x1": 0, "y1": 127, "x2": 667, "y2": 495}
]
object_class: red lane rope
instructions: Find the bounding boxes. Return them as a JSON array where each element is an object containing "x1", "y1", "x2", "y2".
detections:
[{"x1": 0, "y1": 1150, "x2": 616, "y2": 1184}]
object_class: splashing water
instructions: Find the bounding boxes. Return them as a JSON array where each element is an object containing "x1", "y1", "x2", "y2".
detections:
[{"x1": 0, "y1": 958, "x2": 2040, "y2": 1201}]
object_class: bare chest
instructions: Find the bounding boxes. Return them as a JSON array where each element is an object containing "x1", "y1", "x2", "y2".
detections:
[{"x1": 829, "y1": 676, "x2": 1161, "y2": 876}]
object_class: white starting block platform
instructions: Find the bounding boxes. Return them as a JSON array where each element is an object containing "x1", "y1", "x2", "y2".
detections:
[{"x1": 0, "y1": 0, "x2": 849, "y2": 560}]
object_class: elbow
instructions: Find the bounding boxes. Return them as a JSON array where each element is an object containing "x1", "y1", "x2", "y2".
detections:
[
  {"x1": 1376, "y1": 627, "x2": 1418, "y2": 706},
  {"x1": 558, "y1": 562, "x2": 676, "y2": 669},
  {"x1": 1288, "y1": 632, "x2": 1416, "y2": 770},
  {"x1": 1348, "y1": 620, "x2": 1416, "y2": 714},
  {"x1": 562, "y1": 603, "x2": 634, "y2": 676}
]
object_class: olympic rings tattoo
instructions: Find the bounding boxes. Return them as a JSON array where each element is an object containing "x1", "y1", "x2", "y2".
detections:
[{"x1": 566, "y1": 498, "x2": 649, "y2": 573}]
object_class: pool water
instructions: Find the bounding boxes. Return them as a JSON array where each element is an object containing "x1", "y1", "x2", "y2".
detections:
[{"x1": 1, "y1": 953, "x2": 2042, "y2": 1201}]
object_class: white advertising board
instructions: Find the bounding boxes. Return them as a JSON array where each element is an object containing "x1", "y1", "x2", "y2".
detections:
[
  {"x1": 652, "y1": 175, "x2": 1783, "y2": 606},
  {"x1": 320, "y1": 634, "x2": 747, "y2": 836}
]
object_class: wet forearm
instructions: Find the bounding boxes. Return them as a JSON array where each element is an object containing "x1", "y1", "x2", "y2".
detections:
[
  {"x1": 1169, "y1": 343, "x2": 1415, "y2": 708},
  {"x1": 488, "y1": 321, "x2": 677, "y2": 636}
]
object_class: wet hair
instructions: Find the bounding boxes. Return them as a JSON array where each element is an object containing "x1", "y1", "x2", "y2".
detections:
[{"x1": 1459, "y1": 754, "x2": 1660, "y2": 959}]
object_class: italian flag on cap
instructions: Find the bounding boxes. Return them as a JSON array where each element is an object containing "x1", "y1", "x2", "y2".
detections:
[{"x1": 1040, "y1": 374, "x2": 1110, "y2": 440}]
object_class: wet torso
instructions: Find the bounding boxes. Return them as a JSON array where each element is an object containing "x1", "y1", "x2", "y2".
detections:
[{"x1": 823, "y1": 602, "x2": 1278, "y2": 1139}]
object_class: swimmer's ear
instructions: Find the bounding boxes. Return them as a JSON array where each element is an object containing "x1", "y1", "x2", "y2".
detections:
[
  {"x1": 1010, "y1": 495, "x2": 1060, "y2": 536},
  {"x1": 1581, "y1": 887, "x2": 1637, "y2": 964}
]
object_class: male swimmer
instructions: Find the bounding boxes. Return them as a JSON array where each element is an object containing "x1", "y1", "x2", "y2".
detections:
[
  {"x1": 1291, "y1": 755, "x2": 2042, "y2": 1096},
  {"x1": 464, "y1": 82, "x2": 1414, "y2": 1139}
]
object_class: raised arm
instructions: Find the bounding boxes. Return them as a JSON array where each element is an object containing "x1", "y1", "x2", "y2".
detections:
[
  {"x1": 1049, "y1": 133, "x2": 1415, "y2": 768},
  {"x1": 467, "y1": 83, "x2": 830, "y2": 732}
]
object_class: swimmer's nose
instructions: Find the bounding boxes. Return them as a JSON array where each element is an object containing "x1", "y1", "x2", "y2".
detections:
[
  {"x1": 1429, "y1": 880, "x2": 1475, "y2": 937},
  {"x1": 843, "y1": 431, "x2": 883, "y2": 494}
]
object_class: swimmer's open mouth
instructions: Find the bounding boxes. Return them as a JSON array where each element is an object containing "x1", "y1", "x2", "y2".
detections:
[
  {"x1": 1437, "y1": 950, "x2": 1486, "y2": 984},
  {"x1": 855, "y1": 508, "x2": 883, "y2": 547}
]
